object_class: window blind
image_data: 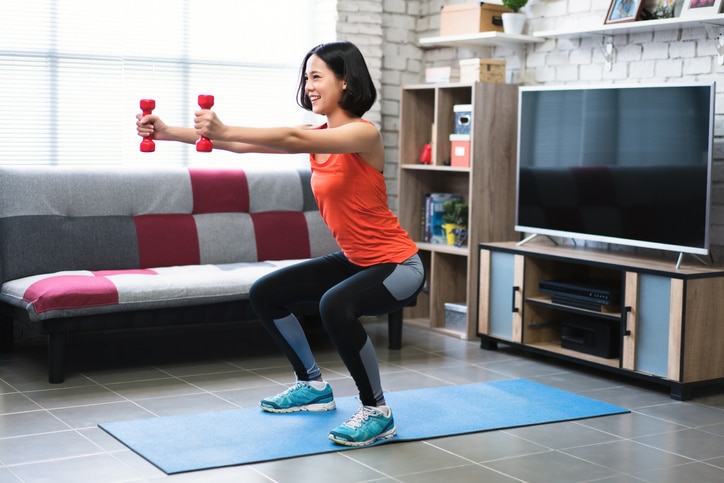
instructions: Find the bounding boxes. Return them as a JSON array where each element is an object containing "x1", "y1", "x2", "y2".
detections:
[{"x1": 0, "y1": 0, "x2": 334, "y2": 166}]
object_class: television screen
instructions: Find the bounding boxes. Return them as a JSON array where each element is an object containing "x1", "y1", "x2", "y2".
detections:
[{"x1": 515, "y1": 83, "x2": 715, "y2": 256}]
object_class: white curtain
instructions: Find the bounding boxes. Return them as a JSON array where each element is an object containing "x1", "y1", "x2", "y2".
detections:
[{"x1": 0, "y1": 0, "x2": 336, "y2": 167}]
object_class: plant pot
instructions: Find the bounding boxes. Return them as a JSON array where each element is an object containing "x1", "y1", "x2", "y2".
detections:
[
  {"x1": 443, "y1": 223, "x2": 467, "y2": 246},
  {"x1": 502, "y1": 12, "x2": 526, "y2": 35}
]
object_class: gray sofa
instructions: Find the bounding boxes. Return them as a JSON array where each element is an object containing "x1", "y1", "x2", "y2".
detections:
[{"x1": 0, "y1": 165, "x2": 407, "y2": 383}]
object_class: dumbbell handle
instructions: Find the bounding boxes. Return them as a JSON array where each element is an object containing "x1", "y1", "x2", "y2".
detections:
[
  {"x1": 196, "y1": 94, "x2": 214, "y2": 152},
  {"x1": 139, "y1": 99, "x2": 156, "y2": 153}
]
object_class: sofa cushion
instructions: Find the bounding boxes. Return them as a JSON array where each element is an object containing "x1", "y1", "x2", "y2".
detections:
[
  {"x1": 0, "y1": 260, "x2": 305, "y2": 322},
  {"x1": 0, "y1": 166, "x2": 338, "y2": 284}
]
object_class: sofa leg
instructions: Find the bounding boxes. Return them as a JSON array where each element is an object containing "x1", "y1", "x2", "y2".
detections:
[
  {"x1": 388, "y1": 308, "x2": 403, "y2": 350},
  {"x1": 0, "y1": 314, "x2": 13, "y2": 353},
  {"x1": 47, "y1": 333, "x2": 66, "y2": 384}
]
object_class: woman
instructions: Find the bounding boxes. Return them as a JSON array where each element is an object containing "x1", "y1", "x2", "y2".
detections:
[{"x1": 137, "y1": 41, "x2": 425, "y2": 447}]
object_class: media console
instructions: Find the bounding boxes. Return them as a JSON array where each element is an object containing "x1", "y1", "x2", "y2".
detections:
[{"x1": 477, "y1": 241, "x2": 724, "y2": 400}]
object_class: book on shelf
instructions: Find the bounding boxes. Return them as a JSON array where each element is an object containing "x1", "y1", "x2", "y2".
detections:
[{"x1": 422, "y1": 193, "x2": 462, "y2": 244}]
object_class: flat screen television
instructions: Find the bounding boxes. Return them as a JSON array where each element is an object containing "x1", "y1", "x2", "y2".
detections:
[{"x1": 515, "y1": 82, "x2": 715, "y2": 259}]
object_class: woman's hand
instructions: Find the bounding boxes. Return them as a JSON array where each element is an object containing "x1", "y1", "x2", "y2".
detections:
[
  {"x1": 136, "y1": 113, "x2": 169, "y2": 141},
  {"x1": 194, "y1": 110, "x2": 229, "y2": 141}
]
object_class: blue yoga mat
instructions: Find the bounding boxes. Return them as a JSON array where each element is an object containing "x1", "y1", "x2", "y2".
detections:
[{"x1": 99, "y1": 379, "x2": 628, "y2": 474}]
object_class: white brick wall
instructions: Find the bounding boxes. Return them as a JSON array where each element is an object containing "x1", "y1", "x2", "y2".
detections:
[{"x1": 336, "y1": 0, "x2": 724, "y2": 261}]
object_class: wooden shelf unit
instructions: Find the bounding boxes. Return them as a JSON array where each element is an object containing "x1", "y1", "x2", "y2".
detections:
[
  {"x1": 477, "y1": 241, "x2": 724, "y2": 400},
  {"x1": 398, "y1": 82, "x2": 518, "y2": 339}
]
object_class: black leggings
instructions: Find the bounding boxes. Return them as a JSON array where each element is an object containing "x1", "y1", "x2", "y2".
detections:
[{"x1": 249, "y1": 251, "x2": 425, "y2": 406}]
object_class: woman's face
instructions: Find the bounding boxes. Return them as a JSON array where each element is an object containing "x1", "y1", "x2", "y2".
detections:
[{"x1": 304, "y1": 54, "x2": 346, "y2": 116}]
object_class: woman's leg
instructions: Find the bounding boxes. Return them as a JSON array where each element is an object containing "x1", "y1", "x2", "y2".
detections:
[
  {"x1": 249, "y1": 253, "x2": 352, "y2": 382},
  {"x1": 319, "y1": 254, "x2": 424, "y2": 406},
  {"x1": 325, "y1": 254, "x2": 424, "y2": 446}
]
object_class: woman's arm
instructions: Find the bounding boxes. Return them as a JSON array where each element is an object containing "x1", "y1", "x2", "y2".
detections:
[
  {"x1": 194, "y1": 111, "x2": 382, "y2": 157},
  {"x1": 136, "y1": 114, "x2": 284, "y2": 154}
]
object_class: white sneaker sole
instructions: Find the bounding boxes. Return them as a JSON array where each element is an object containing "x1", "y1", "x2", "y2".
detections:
[
  {"x1": 328, "y1": 426, "x2": 397, "y2": 447},
  {"x1": 260, "y1": 400, "x2": 336, "y2": 414}
]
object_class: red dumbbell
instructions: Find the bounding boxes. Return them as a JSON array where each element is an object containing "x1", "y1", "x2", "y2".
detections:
[
  {"x1": 139, "y1": 99, "x2": 156, "y2": 152},
  {"x1": 196, "y1": 94, "x2": 215, "y2": 152}
]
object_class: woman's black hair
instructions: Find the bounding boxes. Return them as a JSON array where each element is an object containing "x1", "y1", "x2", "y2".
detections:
[{"x1": 296, "y1": 41, "x2": 376, "y2": 118}]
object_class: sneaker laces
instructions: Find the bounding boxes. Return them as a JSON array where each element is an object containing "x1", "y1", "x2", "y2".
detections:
[
  {"x1": 343, "y1": 406, "x2": 375, "y2": 429},
  {"x1": 277, "y1": 381, "x2": 306, "y2": 397}
]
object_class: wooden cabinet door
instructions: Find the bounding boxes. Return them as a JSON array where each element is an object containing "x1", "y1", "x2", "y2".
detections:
[
  {"x1": 478, "y1": 249, "x2": 523, "y2": 342},
  {"x1": 622, "y1": 272, "x2": 673, "y2": 378}
]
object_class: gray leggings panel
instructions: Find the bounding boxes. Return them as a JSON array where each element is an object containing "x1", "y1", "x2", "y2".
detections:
[{"x1": 273, "y1": 314, "x2": 321, "y2": 381}]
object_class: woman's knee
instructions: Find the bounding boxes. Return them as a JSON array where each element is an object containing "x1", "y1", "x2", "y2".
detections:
[
  {"x1": 318, "y1": 290, "x2": 348, "y2": 325},
  {"x1": 249, "y1": 273, "x2": 289, "y2": 321}
]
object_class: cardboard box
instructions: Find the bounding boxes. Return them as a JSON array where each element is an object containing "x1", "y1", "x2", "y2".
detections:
[
  {"x1": 454, "y1": 104, "x2": 472, "y2": 135},
  {"x1": 425, "y1": 66, "x2": 460, "y2": 84},
  {"x1": 440, "y1": 2, "x2": 510, "y2": 36},
  {"x1": 459, "y1": 58, "x2": 506, "y2": 83},
  {"x1": 450, "y1": 134, "x2": 471, "y2": 168}
]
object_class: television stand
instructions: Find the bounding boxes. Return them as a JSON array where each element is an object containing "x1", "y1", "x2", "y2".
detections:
[
  {"x1": 517, "y1": 233, "x2": 559, "y2": 247},
  {"x1": 676, "y1": 252, "x2": 710, "y2": 270},
  {"x1": 478, "y1": 241, "x2": 724, "y2": 400}
]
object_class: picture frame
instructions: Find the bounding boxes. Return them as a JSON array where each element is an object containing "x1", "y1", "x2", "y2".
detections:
[
  {"x1": 645, "y1": 0, "x2": 678, "y2": 18},
  {"x1": 679, "y1": 0, "x2": 724, "y2": 18},
  {"x1": 605, "y1": 0, "x2": 646, "y2": 24}
]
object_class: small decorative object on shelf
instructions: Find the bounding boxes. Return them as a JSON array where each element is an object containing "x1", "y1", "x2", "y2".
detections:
[
  {"x1": 424, "y1": 193, "x2": 462, "y2": 244},
  {"x1": 501, "y1": 0, "x2": 528, "y2": 34},
  {"x1": 441, "y1": 198, "x2": 469, "y2": 247},
  {"x1": 501, "y1": 0, "x2": 528, "y2": 12},
  {"x1": 605, "y1": 0, "x2": 646, "y2": 23},
  {"x1": 419, "y1": 143, "x2": 432, "y2": 164},
  {"x1": 645, "y1": 0, "x2": 679, "y2": 18},
  {"x1": 679, "y1": 0, "x2": 724, "y2": 17}
]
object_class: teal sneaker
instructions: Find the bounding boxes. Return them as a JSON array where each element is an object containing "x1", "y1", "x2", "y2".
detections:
[
  {"x1": 260, "y1": 381, "x2": 335, "y2": 413},
  {"x1": 328, "y1": 405, "x2": 397, "y2": 447}
]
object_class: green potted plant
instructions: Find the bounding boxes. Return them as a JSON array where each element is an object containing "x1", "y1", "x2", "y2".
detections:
[
  {"x1": 441, "y1": 199, "x2": 468, "y2": 246},
  {"x1": 501, "y1": 0, "x2": 528, "y2": 34},
  {"x1": 502, "y1": 0, "x2": 528, "y2": 12}
]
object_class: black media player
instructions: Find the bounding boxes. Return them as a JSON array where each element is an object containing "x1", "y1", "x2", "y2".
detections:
[{"x1": 539, "y1": 279, "x2": 621, "y2": 306}]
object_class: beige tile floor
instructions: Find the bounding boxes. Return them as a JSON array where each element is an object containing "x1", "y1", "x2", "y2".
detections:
[{"x1": 1, "y1": 319, "x2": 724, "y2": 483}]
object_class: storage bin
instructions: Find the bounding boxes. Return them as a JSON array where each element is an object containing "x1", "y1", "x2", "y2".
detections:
[
  {"x1": 440, "y1": 2, "x2": 509, "y2": 36},
  {"x1": 449, "y1": 134, "x2": 471, "y2": 167},
  {"x1": 454, "y1": 104, "x2": 472, "y2": 135},
  {"x1": 459, "y1": 58, "x2": 506, "y2": 83},
  {"x1": 444, "y1": 302, "x2": 467, "y2": 332},
  {"x1": 425, "y1": 66, "x2": 460, "y2": 83}
]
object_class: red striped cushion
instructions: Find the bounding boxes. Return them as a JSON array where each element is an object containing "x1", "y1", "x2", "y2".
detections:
[
  {"x1": 21, "y1": 269, "x2": 158, "y2": 314},
  {"x1": 251, "y1": 212, "x2": 311, "y2": 261},
  {"x1": 134, "y1": 214, "x2": 200, "y2": 268},
  {"x1": 24, "y1": 275, "x2": 118, "y2": 314},
  {"x1": 190, "y1": 168, "x2": 250, "y2": 214}
]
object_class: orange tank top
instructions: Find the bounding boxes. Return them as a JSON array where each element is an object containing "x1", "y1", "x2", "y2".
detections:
[{"x1": 309, "y1": 126, "x2": 418, "y2": 267}]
